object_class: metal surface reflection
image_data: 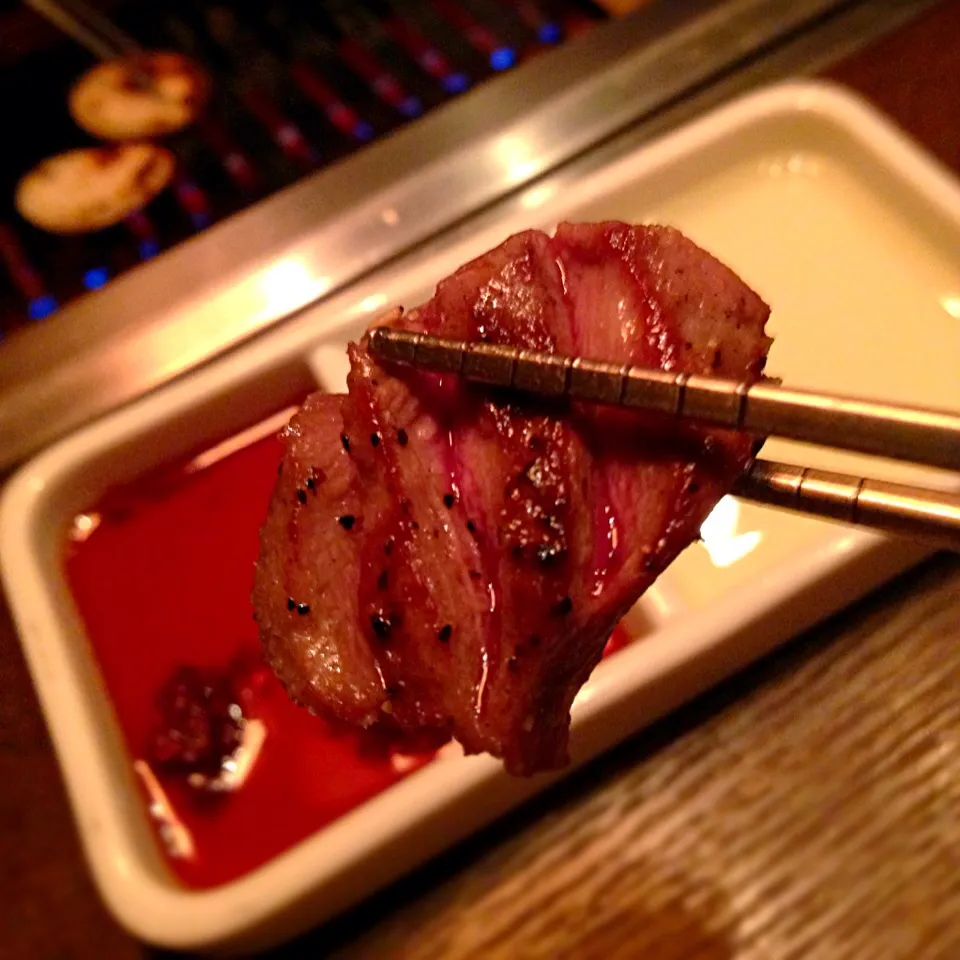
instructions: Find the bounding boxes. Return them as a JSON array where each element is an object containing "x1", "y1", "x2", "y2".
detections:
[{"x1": 258, "y1": 259, "x2": 332, "y2": 318}]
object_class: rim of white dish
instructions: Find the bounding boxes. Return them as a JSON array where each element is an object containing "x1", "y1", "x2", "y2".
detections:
[{"x1": 1, "y1": 78, "x2": 958, "y2": 951}]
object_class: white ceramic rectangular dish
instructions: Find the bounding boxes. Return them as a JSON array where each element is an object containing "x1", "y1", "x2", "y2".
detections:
[{"x1": 2, "y1": 80, "x2": 959, "y2": 954}]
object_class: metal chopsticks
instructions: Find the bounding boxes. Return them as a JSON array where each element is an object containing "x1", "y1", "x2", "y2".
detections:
[
  {"x1": 368, "y1": 326, "x2": 960, "y2": 551},
  {"x1": 730, "y1": 460, "x2": 960, "y2": 550},
  {"x1": 24, "y1": 0, "x2": 150, "y2": 80}
]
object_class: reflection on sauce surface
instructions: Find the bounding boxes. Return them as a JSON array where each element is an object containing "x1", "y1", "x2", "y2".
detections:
[{"x1": 64, "y1": 422, "x2": 630, "y2": 889}]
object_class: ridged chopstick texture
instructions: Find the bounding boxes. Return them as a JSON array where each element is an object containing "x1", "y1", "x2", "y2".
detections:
[{"x1": 369, "y1": 326, "x2": 960, "y2": 550}]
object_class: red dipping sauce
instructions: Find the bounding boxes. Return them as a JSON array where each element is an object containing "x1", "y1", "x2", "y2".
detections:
[{"x1": 64, "y1": 416, "x2": 632, "y2": 889}]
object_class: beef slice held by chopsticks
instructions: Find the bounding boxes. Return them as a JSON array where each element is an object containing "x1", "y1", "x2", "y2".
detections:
[{"x1": 253, "y1": 222, "x2": 772, "y2": 775}]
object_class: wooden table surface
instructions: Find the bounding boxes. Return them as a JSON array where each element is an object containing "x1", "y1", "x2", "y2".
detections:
[{"x1": 3, "y1": 3, "x2": 960, "y2": 957}]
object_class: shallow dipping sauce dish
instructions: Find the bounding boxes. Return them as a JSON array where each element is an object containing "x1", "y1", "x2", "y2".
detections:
[{"x1": 2, "y1": 82, "x2": 960, "y2": 952}]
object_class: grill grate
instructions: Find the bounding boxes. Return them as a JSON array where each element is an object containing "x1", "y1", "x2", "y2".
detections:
[{"x1": 0, "y1": 0, "x2": 615, "y2": 340}]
